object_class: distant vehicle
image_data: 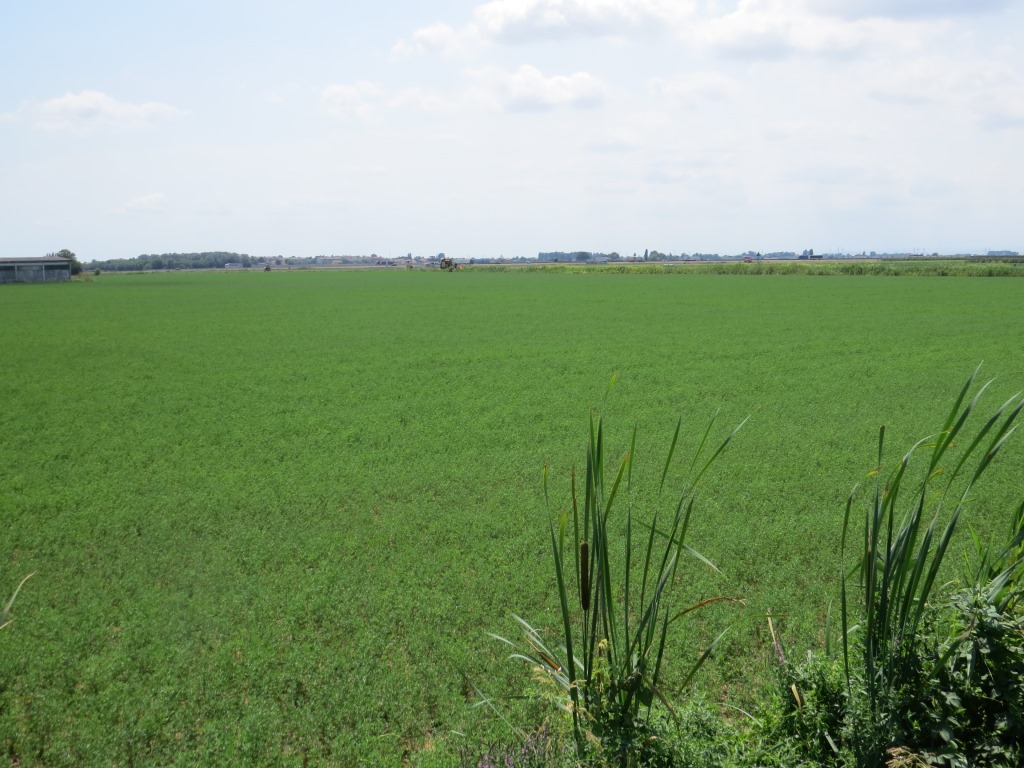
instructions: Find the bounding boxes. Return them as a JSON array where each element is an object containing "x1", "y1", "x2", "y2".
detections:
[{"x1": 439, "y1": 256, "x2": 460, "y2": 272}]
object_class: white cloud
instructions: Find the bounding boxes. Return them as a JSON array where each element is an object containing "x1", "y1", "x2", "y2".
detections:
[
  {"x1": 393, "y1": 0, "x2": 1018, "y2": 72},
  {"x1": 19, "y1": 90, "x2": 182, "y2": 131},
  {"x1": 957, "y1": 60, "x2": 1024, "y2": 132},
  {"x1": 472, "y1": 0, "x2": 695, "y2": 41},
  {"x1": 388, "y1": 87, "x2": 453, "y2": 112},
  {"x1": 862, "y1": 56, "x2": 963, "y2": 106},
  {"x1": 415, "y1": 22, "x2": 463, "y2": 51},
  {"x1": 392, "y1": 22, "x2": 471, "y2": 57},
  {"x1": 695, "y1": 1, "x2": 932, "y2": 58},
  {"x1": 470, "y1": 65, "x2": 608, "y2": 111},
  {"x1": 853, "y1": 53, "x2": 1024, "y2": 131},
  {"x1": 325, "y1": 67, "x2": 607, "y2": 119},
  {"x1": 321, "y1": 82, "x2": 386, "y2": 120},
  {"x1": 652, "y1": 71, "x2": 739, "y2": 107},
  {"x1": 761, "y1": 117, "x2": 875, "y2": 144},
  {"x1": 321, "y1": 82, "x2": 453, "y2": 121},
  {"x1": 981, "y1": 108, "x2": 1024, "y2": 131},
  {"x1": 804, "y1": 0, "x2": 1013, "y2": 20},
  {"x1": 395, "y1": 0, "x2": 696, "y2": 53},
  {"x1": 394, "y1": 0, "x2": 961, "y2": 62},
  {"x1": 585, "y1": 137, "x2": 640, "y2": 153},
  {"x1": 113, "y1": 193, "x2": 166, "y2": 214}
]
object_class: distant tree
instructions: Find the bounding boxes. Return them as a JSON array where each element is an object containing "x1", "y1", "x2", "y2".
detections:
[
  {"x1": 643, "y1": 248, "x2": 649, "y2": 262},
  {"x1": 49, "y1": 248, "x2": 82, "y2": 275}
]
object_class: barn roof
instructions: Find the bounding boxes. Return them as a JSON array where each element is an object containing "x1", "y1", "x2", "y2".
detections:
[{"x1": 0, "y1": 257, "x2": 72, "y2": 265}]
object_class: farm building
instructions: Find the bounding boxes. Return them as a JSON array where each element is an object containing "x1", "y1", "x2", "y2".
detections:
[{"x1": 0, "y1": 257, "x2": 73, "y2": 284}]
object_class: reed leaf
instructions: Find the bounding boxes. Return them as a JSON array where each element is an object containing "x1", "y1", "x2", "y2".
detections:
[
  {"x1": 495, "y1": 409, "x2": 745, "y2": 761},
  {"x1": 841, "y1": 371, "x2": 1024, "y2": 719}
]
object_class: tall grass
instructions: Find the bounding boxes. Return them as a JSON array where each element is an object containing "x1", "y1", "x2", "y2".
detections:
[
  {"x1": 493, "y1": 411, "x2": 745, "y2": 763},
  {"x1": 840, "y1": 368, "x2": 1024, "y2": 753}
]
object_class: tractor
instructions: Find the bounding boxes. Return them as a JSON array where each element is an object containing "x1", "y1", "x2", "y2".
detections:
[{"x1": 438, "y1": 256, "x2": 459, "y2": 272}]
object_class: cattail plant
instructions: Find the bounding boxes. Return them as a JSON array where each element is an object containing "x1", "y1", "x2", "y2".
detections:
[{"x1": 492, "y1": 409, "x2": 746, "y2": 762}]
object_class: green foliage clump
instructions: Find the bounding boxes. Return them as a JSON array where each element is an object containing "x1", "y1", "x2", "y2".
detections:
[
  {"x1": 911, "y1": 588, "x2": 1024, "y2": 767},
  {"x1": 46, "y1": 248, "x2": 81, "y2": 275},
  {"x1": 765, "y1": 373, "x2": 1024, "y2": 768},
  {"x1": 771, "y1": 652, "x2": 849, "y2": 765},
  {"x1": 773, "y1": 588, "x2": 1024, "y2": 768}
]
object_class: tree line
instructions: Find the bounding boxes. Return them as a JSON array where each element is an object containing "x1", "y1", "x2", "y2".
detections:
[{"x1": 88, "y1": 252, "x2": 257, "y2": 272}]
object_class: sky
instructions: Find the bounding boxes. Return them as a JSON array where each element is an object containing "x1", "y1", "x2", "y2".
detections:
[{"x1": 2, "y1": 0, "x2": 1022, "y2": 262}]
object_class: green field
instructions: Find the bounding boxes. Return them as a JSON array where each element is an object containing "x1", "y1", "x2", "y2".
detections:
[{"x1": 2, "y1": 270, "x2": 1023, "y2": 765}]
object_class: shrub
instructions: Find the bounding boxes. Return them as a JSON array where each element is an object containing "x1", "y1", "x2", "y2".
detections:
[
  {"x1": 907, "y1": 587, "x2": 1024, "y2": 766},
  {"x1": 773, "y1": 652, "x2": 849, "y2": 765}
]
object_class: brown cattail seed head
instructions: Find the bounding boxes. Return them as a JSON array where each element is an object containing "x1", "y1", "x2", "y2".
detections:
[{"x1": 580, "y1": 540, "x2": 590, "y2": 612}]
